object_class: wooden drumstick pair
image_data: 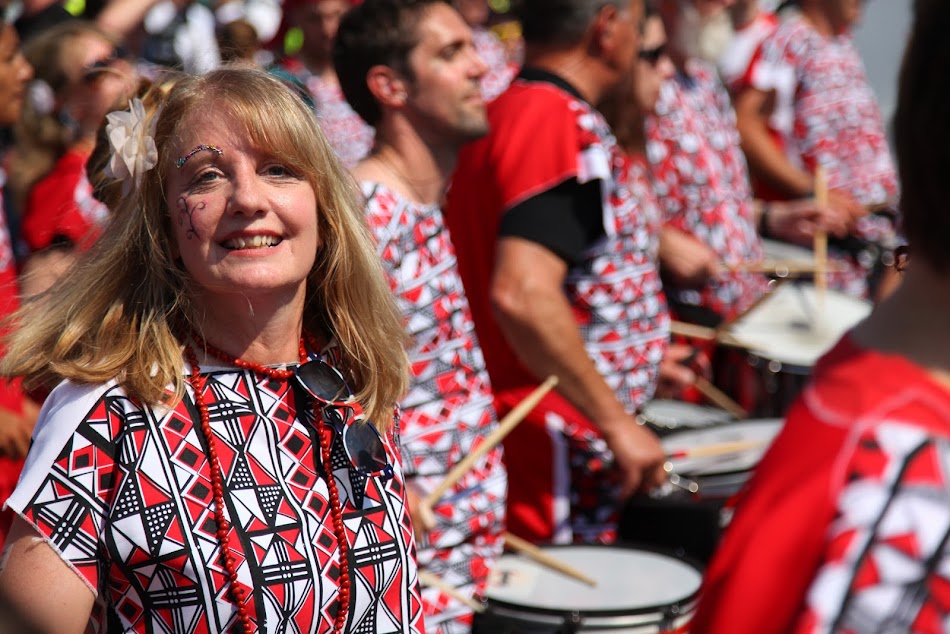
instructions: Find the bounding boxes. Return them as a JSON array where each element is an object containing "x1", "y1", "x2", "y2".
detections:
[
  {"x1": 814, "y1": 167, "x2": 829, "y2": 309},
  {"x1": 415, "y1": 375, "x2": 559, "y2": 532}
]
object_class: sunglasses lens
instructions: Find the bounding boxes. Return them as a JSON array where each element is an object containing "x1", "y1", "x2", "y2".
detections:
[
  {"x1": 297, "y1": 361, "x2": 350, "y2": 402},
  {"x1": 344, "y1": 422, "x2": 390, "y2": 476}
]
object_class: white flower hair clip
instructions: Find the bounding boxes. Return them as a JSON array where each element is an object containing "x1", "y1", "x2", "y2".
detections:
[{"x1": 104, "y1": 98, "x2": 159, "y2": 196}]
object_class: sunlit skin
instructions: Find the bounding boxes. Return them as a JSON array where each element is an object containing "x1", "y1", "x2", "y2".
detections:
[
  {"x1": 634, "y1": 16, "x2": 675, "y2": 114},
  {"x1": 62, "y1": 33, "x2": 136, "y2": 138},
  {"x1": 297, "y1": 0, "x2": 350, "y2": 72},
  {"x1": 164, "y1": 108, "x2": 320, "y2": 325},
  {"x1": 402, "y1": 3, "x2": 490, "y2": 146},
  {"x1": 0, "y1": 24, "x2": 32, "y2": 126}
]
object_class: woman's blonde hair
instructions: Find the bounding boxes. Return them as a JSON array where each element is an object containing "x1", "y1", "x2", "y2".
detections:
[{"x1": 2, "y1": 66, "x2": 410, "y2": 428}]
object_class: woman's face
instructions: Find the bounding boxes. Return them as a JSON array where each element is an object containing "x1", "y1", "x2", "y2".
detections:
[
  {"x1": 163, "y1": 105, "x2": 321, "y2": 310},
  {"x1": 0, "y1": 25, "x2": 33, "y2": 127},
  {"x1": 634, "y1": 16, "x2": 675, "y2": 114},
  {"x1": 62, "y1": 33, "x2": 136, "y2": 133}
]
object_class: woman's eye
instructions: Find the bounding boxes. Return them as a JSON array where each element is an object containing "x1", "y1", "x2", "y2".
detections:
[
  {"x1": 265, "y1": 164, "x2": 292, "y2": 177},
  {"x1": 195, "y1": 170, "x2": 220, "y2": 184}
]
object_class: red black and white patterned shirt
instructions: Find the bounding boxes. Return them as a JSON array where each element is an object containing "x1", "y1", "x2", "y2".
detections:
[
  {"x1": 6, "y1": 354, "x2": 425, "y2": 634},
  {"x1": 744, "y1": 12, "x2": 898, "y2": 208},
  {"x1": 361, "y1": 182, "x2": 506, "y2": 634},
  {"x1": 694, "y1": 336, "x2": 950, "y2": 633},
  {"x1": 646, "y1": 62, "x2": 769, "y2": 320},
  {"x1": 447, "y1": 71, "x2": 670, "y2": 412}
]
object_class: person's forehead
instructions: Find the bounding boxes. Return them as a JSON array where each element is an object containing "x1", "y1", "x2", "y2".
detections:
[{"x1": 412, "y1": 4, "x2": 469, "y2": 48}]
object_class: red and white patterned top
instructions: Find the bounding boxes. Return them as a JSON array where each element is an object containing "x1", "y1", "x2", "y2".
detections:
[
  {"x1": 646, "y1": 62, "x2": 768, "y2": 320},
  {"x1": 693, "y1": 336, "x2": 950, "y2": 633},
  {"x1": 279, "y1": 58, "x2": 375, "y2": 169},
  {"x1": 744, "y1": 12, "x2": 898, "y2": 207},
  {"x1": 447, "y1": 73, "x2": 670, "y2": 411},
  {"x1": 361, "y1": 182, "x2": 506, "y2": 633},
  {"x1": 7, "y1": 354, "x2": 425, "y2": 634},
  {"x1": 718, "y1": 10, "x2": 779, "y2": 94},
  {"x1": 472, "y1": 27, "x2": 517, "y2": 102}
]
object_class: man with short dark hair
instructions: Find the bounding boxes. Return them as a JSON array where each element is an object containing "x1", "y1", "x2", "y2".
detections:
[
  {"x1": 335, "y1": 2, "x2": 505, "y2": 632},
  {"x1": 445, "y1": 0, "x2": 672, "y2": 545}
]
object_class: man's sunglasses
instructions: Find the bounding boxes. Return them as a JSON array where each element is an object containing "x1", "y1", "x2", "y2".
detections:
[
  {"x1": 81, "y1": 46, "x2": 128, "y2": 84},
  {"x1": 639, "y1": 43, "x2": 668, "y2": 65},
  {"x1": 295, "y1": 360, "x2": 394, "y2": 481}
]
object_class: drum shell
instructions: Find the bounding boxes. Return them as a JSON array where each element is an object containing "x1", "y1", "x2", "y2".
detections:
[{"x1": 473, "y1": 545, "x2": 701, "y2": 634}]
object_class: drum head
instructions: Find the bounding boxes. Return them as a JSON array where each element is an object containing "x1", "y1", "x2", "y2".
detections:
[
  {"x1": 484, "y1": 545, "x2": 702, "y2": 617},
  {"x1": 662, "y1": 419, "x2": 783, "y2": 477},
  {"x1": 638, "y1": 399, "x2": 735, "y2": 431},
  {"x1": 728, "y1": 283, "x2": 871, "y2": 367}
]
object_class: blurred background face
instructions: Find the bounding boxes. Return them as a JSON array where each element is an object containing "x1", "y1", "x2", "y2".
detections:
[
  {"x1": 634, "y1": 16, "x2": 674, "y2": 113},
  {"x1": 0, "y1": 24, "x2": 33, "y2": 127},
  {"x1": 298, "y1": 0, "x2": 350, "y2": 59},
  {"x1": 824, "y1": 0, "x2": 863, "y2": 30},
  {"x1": 453, "y1": 0, "x2": 490, "y2": 27},
  {"x1": 673, "y1": 0, "x2": 735, "y2": 62},
  {"x1": 62, "y1": 32, "x2": 136, "y2": 133}
]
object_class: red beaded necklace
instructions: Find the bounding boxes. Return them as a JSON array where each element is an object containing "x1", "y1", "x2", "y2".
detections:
[{"x1": 183, "y1": 332, "x2": 351, "y2": 634}]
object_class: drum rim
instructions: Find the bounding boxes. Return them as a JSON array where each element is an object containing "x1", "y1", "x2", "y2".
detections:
[{"x1": 481, "y1": 543, "x2": 704, "y2": 620}]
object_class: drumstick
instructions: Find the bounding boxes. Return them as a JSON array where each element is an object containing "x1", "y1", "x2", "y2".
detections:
[
  {"x1": 714, "y1": 277, "x2": 788, "y2": 337},
  {"x1": 719, "y1": 259, "x2": 844, "y2": 276},
  {"x1": 503, "y1": 532, "x2": 598, "y2": 588},
  {"x1": 692, "y1": 376, "x2": 747, "y2": 419},
  {"x1": 417, "y1": 570, "x2": 486, "y2": 613},
  {"x1": 814, "y1": 167, "x2": 829, "y2": 309},
  {"x1": 666, "y1": 439, "x2": 766, "y2": 460},
  {"x1": 417, "y1": 376, "x2": 559, "y2": 531},
  {"x1": 668, "y1": 320, "x2": 748, "y2": 349}
]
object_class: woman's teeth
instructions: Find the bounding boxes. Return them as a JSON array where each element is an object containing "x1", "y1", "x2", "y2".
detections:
[{"x1": 223, "y1": 235, "x2": 281, "y2": 249}]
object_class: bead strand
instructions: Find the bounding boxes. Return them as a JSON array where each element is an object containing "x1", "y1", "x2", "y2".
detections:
[
  {"x1": 184, "y1": 345, "x2": 253, "y2": 634},
  {"x1": 183, "y1": 332, "x2": 353, "y2": 633}
]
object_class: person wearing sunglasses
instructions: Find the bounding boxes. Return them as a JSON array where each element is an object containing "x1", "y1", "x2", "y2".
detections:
[
  {"x1": 335, "y1": 2, "x2": 507, "y2": 631},
  {"x1": 10, "y1": 21, "x2": 137, "y2": 298},
  {"x1": 0, "y1": 67, "x2": 425, "y2": 634}
]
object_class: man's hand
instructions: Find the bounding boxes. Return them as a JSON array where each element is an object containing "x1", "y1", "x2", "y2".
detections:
[
  {"x1": 766, "y1": 197, "x2": 850, "y2": 245},
  {"x1": 602, "y1": 420, "x2": 668, "y2": 499},
  {"x1": 659, "y1": 226, "x2": 721, "y2": 287},
  {"x1": 655, "y1": 343, "x2": 710, "y2": 399}
]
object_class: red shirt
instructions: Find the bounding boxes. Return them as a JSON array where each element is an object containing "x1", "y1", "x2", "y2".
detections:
[
  {"x1": 694, "y1": 335, "x2": 950, "y2": 633},
  {"x1": 22, "y1": 148, "x2": 108, "y2": 252}
]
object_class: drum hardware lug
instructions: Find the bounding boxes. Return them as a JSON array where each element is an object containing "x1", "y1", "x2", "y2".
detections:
[{"x1": 558, "y1": 610, "x2": 583, "y2": 634}]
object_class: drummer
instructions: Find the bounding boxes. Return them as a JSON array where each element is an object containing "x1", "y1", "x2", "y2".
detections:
[
  {"x1": 732, "y1": 0, "x2": 901, "y2": 301},
  {"x1": 334, "y1": 1, "x2": 507, "y2": 631},
  {"x1": 692, "y1": 1, "x2": 950, "y2": 629},
  {"x1": 647, "y1": 0, "x2": 849, "y2": 326}
]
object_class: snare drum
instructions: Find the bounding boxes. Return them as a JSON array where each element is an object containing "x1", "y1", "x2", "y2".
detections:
[
  {"x1": 636, "y1": 400, "x2": 735, "y2": 435},
  {"x1": 474, "y1": 545, "x2": 702, "y2": 633},
  {"x1": 661, "y1": 418, "x2": 784, "y2": 499},
  {"x1": 727, "y1": 283, "x2": 871, "y2": 416}
]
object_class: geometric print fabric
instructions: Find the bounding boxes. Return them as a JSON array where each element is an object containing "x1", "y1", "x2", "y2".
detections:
[
  {"x1": 8, "y1": 360, "x2": 424, "y2": 633},
  {"x1": 797, "y1": 422, "x2": 950, "y2": 633},
  {"x1": 362, "y1": 183, "x2": 507, "y2": 633}
]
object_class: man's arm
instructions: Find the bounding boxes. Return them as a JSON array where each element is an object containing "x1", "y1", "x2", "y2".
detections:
[{"x1": 490, "y1": 236, "x2": 666, "y2": 496}]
